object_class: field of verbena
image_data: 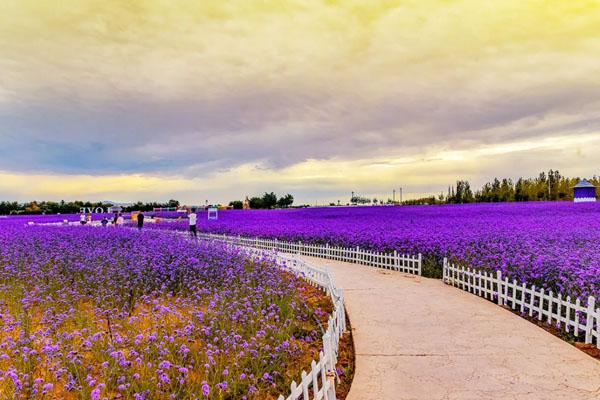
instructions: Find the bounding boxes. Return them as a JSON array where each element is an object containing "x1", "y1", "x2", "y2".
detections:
[
  {"x1": 152, "y1": 202, "x2": 600, "y2": 300},
  {"x1": 0, "y1": 225, "x2": 325, "y2": 399}
]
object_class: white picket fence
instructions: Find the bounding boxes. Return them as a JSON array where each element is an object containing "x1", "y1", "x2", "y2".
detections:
[
  {"x1": 443, "y1": 258, "x2": 600, "y2": 349},
  {"x1": 238, "y1": 248, "x2": 346, "y2": 400},
  {"x1": 195, "y1": 232, "x2": 422, "y2": 275}
]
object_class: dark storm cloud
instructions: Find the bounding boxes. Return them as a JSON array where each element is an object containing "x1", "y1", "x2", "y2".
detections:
[{"x1": 2, "y1": 77, "x2": 599, "y2": 177}]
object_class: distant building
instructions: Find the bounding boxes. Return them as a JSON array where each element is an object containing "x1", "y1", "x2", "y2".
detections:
[
  {"x1": 105, "y1": 201, "x2": 131, "y2": 213},
  {"x1": 243, "y1": 196, "x2": 251, "y2": 210},
  {"x1": 573, "y1": 179, "x2": 597, "y2": 203}
]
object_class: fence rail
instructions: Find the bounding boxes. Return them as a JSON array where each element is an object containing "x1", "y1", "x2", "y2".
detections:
[
  {"x1": 195, "y1": 232, "x2": 422, "y2": 276},
  {"x1": 443, "y1": 258, "x2": 600, "y2": 349}
]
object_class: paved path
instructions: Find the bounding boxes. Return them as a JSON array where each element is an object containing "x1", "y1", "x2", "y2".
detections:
[{"x1": 300, "y1": 256, "x2": 600, "y2": 400}]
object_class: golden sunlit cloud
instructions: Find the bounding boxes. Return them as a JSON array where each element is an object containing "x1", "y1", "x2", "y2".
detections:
[{"x1": 1, "y1": 0, "x2": 599, "y2": 202}]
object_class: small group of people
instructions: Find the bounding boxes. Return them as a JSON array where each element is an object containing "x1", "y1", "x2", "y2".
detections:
[
  {"x1": 76, "y1": 209, "x2": 196, "y2": 233},
  {"x1": 79, "y1": 213, "x2": 93, "y2": 225},
  {"x1": 103, "y1": 212, "x2": 125, "y2": 227},
  {"x1": 79, "y1": 212, "x2": 125, "y2": 227}
]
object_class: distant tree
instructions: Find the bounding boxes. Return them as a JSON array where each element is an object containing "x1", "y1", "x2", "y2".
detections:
[
  {"x1": 229, "y1": 200, "x2": 243, "y2": 210},
  {"x1": 167, "y1": 199, "x2": 180, "y2": 208},
  {"x1": 403, "y1": 196, "x2": 437, "y2": 205},
  {"x1": 249, "y1": 197, "x2": 264, "y2": 209},
  {"x1": 24, "y1": 201, "x2": 41, "y2": 213},
  {"x1": 261, "y1": 192, "x2": 278, "y2": 209},
  {"x1": 514, "y1": 178, "x2": 528, "y2": 201},
  {"x1": 277, "y1": 194, "x2": 294, "y2": 208},
  {"x1": 350, "y1": 195, "x2": 371, "y2": 204}
]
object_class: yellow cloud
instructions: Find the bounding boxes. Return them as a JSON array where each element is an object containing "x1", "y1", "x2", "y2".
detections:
[
  {"x1": 2, "y1": 0, "x2": 599, "y2": 102},
  {"x1": 1, "y1": 1, "x2": 600, "y2": 202}
]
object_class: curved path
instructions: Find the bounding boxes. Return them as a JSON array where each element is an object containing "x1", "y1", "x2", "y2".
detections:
[{"x1": 300, "y1": 256, "x2": 600, "y2": 400}]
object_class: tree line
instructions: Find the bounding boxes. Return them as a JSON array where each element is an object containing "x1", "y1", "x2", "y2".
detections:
[
  {"x1": 405, "y1": 170, "x2": 598, "y2": 205},
  {"x1": 229, "y1": 192, "x2": 294, "y2": 209},
  {"x1": 0, "y1": 193, "x2": 297, "y2": 215},
  {"x1": 0, "y1": 200, "x2": 181, "y2": 215}
]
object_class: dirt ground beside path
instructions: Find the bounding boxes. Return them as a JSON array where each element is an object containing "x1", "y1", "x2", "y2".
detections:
[{"x1": 301, "y1": 256, "x2": 600, "y2": 400}]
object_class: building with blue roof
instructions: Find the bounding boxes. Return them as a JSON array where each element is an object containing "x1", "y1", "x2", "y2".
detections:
[{"x1": 573, "y1": 179, "x2": 597, "y2": 203}]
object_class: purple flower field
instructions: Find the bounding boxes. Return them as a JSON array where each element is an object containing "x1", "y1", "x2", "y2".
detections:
[
  {"x1": 0, "y1": 225, "x2": 326, "y2": 399},
  {"x1": 148, "y1": 202, "x2": 600, "y2": 299}
]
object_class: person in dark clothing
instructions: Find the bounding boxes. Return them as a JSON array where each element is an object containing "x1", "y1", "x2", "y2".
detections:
[
  {"x1": 188, "y1": 208, "x2": 197, "y2": 238},
  {"x1": 137, "y1": 212, "x2": 145, "y2": 230},
  {"x1": 101, "y1": 217, "x2": 108, "y2": 227},
  {"x1": 113, "y1": 212, "x2": 118, "y2": 224}
]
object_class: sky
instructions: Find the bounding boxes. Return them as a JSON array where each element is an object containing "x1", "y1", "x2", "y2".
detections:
[{"x1": 1, "y1": 0, "x2": 599, "y2": 205}]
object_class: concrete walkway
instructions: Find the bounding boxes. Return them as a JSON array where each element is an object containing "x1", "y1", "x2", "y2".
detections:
[{"x1": 301, "y1": 256, "x2": 600, "y2": 400}]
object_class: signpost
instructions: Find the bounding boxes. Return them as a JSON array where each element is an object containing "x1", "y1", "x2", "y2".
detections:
[{"x1": 208, "y1": 207, "x2": 218, "y2": 220}]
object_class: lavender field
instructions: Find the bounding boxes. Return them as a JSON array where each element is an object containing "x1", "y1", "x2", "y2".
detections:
[
  {"x1": 153, "y1": 202, "x2": 600, "y2": 300},
  {"x1": 0, "y1": 225, "x2": 327, "y2": 399}
]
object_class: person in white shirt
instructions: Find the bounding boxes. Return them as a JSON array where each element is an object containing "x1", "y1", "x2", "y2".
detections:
[
  {"x1": 116, "y1": 214, "x2": 124, "y2": 227},
  {"x1": 189, "y1": 208, "x2": 197, "y2": 237},
  {"x1": 80, "y1": 213, "x2": 86, "y2": 225}
]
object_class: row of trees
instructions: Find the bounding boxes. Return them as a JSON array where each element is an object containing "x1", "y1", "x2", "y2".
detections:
[
  {"x1": 229, "y1": 192, "x2": 294, "y2": 209},
  {"x1": 416, "y1": 170, "x2": 598, "y2": 205},
  {"x1": 349, "y1": 196, "x2": 395, "y2": 205},
  {"x1": 0, "y1": 193, "x2": 297, "y2": 215},
  {"x1": 474, "y1": 170, "x2": 598, "y2": 202},
  {"x1": 0, "y1": 200, "x2": 181, "y2": 215}
]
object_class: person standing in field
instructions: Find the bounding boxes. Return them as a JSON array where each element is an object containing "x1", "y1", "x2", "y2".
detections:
[
  {"x1": 80, "y1": 213, "x2": 86, "y2": 225},
  {"x1": 137, "y1": 212, "x2": 145, "y2": 230},
  {"x1": 189, "y1": 208, "x2": 197, "y2": 238},
  {"x1": 116, "y1": 213, "x2": 124, "y2": 227}
]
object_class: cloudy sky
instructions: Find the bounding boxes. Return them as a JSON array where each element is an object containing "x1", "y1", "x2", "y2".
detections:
[{"x1": 1, "y1": 0, "x2": 599, "y2": 204}]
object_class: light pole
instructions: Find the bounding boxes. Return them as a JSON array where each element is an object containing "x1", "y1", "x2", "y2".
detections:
[
  {"x1": 393, "y1": 189, "x2": 396, "y2": 203},
  {"x1": 400, "y1": 187, "x2": 403, "y2": 204}
]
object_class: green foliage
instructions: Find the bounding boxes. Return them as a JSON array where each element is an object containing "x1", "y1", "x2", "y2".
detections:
[
  {"x1": 475, "y1": 170, "x2": 597, "y2": 202},
  {"x1": 166, "y1": 199, "x2": 180, "y2": 208},
  {"x1": 350, "y1": 196, "x2": 371, "y2": 204},
  {"x1": 248, "y1": 197, "x2": 264, "y2": 209},
  {"x1": 261, "y1": 192, "x2": 278, "y2": 209},
  {"x1": 406, "y1": 170, "x2": 598, "y2": 206},
  {"x1": 229, "y1": 192, "x2": 294, "y2": 209},
  {"x1": 0, "y1": 200, "x2": 185, "y2": 215},
  {"x1": 277, "y1": 194, "x2": 294, "y2": 208},
  {"x1": 229, "y1": 200, "x2": 244, "y2": 209},
  {"x1": 447, "y1": 180, "x2": 474, "y2": 204}
]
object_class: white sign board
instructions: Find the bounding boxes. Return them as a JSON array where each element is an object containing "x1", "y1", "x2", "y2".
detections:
[
  {"x1": 80, "y1": 207, "x2": 105, "y2": 214},
  {"x1": 208, "y1": 207, "x2": 218, "y2": 220}
]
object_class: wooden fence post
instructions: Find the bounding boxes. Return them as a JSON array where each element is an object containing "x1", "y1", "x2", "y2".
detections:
[
  {"x1": 596, "y1": 308, "x2": 600, "y2": 349},
  {"x1": 442, "y1": 258, "x2": 448, "y2": 282},
  {"x1": 496, "y1": 270, "x2": 503, "y2": 306},
  {"x1": 585, "y1": 296, "x2": 596, "y2": 344}
]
